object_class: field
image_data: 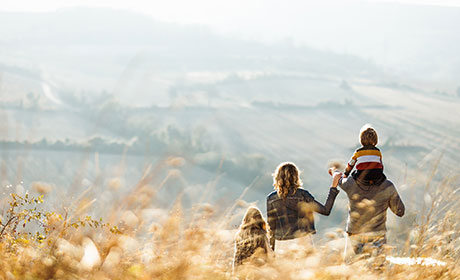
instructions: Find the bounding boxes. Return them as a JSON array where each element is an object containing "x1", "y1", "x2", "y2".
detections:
[{"x1": 0, "y1": 159, "x2": 459, "y2": 279}]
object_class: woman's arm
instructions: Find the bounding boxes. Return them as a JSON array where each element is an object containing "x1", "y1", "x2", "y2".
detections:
[
  {"x1": 269, "y1": 233, "x2": 275, "y2": 251},
  {"x1": 266, "y1": 198, "x2": 276, "y2": 250},
  {"x1": 311, "y1": 172, "x2": 341, "y2": 216},
  {"x1": 265, "y1": 235, "x2": 275, "y2": 260}
]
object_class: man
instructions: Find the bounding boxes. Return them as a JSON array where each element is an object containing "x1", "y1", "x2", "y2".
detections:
[{"x1": 331, "y1": 168, "x2": 405, "y2": 256}]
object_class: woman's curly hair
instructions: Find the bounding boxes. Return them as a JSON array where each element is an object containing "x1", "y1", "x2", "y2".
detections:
[{"x1": 273, "y1": 162, "x2": 303, "y2": 199}]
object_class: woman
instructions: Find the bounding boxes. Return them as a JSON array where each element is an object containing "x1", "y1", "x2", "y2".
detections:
[
  {"x1": 266, "y1": 162, "x2": 341, "y2": 252},
  {"x1": 233, "y1": 207, "x2": 273, "y2": 271}
]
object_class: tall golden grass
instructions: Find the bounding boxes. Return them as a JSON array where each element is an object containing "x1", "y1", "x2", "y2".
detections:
[{"x1": 0, "y1": 157, "x2": 459, "y2": 279}]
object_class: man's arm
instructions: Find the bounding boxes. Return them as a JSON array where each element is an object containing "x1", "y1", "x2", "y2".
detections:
[
  {"x1": 389, "y1": 186, "x2": 405, "y2": 217},
  {"x1": 338, "y1": 175, "x2": 353, "y2": 193}
]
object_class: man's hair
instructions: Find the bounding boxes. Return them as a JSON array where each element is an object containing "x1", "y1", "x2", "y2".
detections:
[
  {"x1": 272, "y1": 162, "x2": 303, "y2": 199},
  {"x1": 359, "y1": 124, "x2": 378, "y2": 146}
]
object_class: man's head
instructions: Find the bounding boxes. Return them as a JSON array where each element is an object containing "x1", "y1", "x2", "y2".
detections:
[{"x1": 359, "y1": 124, "x2": 378, "y2": 146}]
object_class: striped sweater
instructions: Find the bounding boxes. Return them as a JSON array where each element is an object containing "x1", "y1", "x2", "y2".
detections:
[{"x1": 345, "y1": 146, "x2": 385, "y2": 185}]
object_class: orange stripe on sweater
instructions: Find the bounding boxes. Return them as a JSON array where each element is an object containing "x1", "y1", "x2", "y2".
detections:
[{"x1": 354, "y1": 149, "x2": 382, "y2": 159}]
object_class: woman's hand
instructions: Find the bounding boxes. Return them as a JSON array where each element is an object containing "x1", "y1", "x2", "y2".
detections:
[{"x1": 331, "y1": 171, "x2": 342, "y2": 188}]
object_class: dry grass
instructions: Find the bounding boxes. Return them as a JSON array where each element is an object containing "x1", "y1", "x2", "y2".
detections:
[{"x1": 0, "y1": 158, "x2": 459, "y2": 280}]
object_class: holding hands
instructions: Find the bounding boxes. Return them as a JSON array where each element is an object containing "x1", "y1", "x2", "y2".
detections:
[{"x1": 328, "y1": 167, "x2": 342, "y2": 188}]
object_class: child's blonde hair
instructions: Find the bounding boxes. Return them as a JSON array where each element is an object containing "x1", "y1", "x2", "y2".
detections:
[
  {"x1": 239, "y1": 207, "x2": 267, "y2": 232},
  {"x1": 272, "y1": 162, "x2": 303, "y2": 200},
  {"x1": 359, "y1": 124, "x2": 378, "y2": 146},
  {"x1": 234, "y1": 207, "x2": 269, "y2": 267}
]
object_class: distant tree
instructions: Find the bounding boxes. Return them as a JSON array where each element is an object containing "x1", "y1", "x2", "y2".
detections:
[
  {"x1": 206, "y1": 88, "x2": 218, "y2": 107},
  {"x1": 36, "y1": 138, "x2": 49, "y2": 149},
  {"x1": 344, "y1": 98, "x2": 354, "y2": 107},
  {"x1": 26, "y1": 92, "x2": 39, "y2": 109},
  {"x1": 168, "y1": 86, "x2": 179, "y2": 101},
  {"x1": 340, "y1": 80, "x2": 352, "y2": 91}
]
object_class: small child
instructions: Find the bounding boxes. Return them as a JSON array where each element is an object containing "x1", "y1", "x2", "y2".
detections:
[
  {"x1": 233, "y1": 207, "x2": 272, "y2": 272},
  {"x1": 344, "y1": 124, "x2": 386, "y2": 186}
]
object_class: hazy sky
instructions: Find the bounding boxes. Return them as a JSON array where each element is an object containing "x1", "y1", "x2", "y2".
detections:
[
  {"x1": 2, "y1": 0, "x2": 459, "y2": 43},
  {"x1": 2, "y1": 0, "x2": 459, "y2": 41},
  {"x1": 3, "y1": 0, "x2": 460, "y2": 12},
  {"x1": 3, "y1": 0, "x2": 460, "y2": 23},
  {"x1": 2, "y1": 0, "x2": 460, "y2": 83}
]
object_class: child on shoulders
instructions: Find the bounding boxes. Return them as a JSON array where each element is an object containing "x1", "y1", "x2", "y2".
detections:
[
  {"x1": 330, "y1": 124, "x2": 405, "y2": 258},
  {"x1": 344, "y1": 124, "x2": 386, "y2": 186}
]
